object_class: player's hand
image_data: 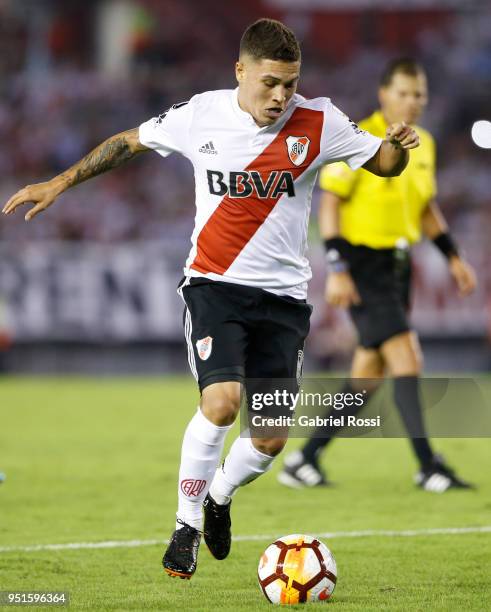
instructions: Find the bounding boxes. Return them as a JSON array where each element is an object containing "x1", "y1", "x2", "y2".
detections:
[
  {"x1": 2, "y1": 179, "x2": 64, "y2": 221},
  {"x1": 386, "y1": 122, "x2": 420, "y2": 150},
  {"x1": 325, "y1": 271, "x2": 361, "y2": 308},
  {"x1": 448, "y1": 256, "x2": 477, "y2": 297}
]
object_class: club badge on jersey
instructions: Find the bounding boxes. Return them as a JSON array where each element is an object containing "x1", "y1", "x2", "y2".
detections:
[{"x1": 286, "y1": 136, "x2": 310, "y2": 166}]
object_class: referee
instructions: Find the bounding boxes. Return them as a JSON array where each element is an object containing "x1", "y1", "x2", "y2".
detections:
[{"x1": 279, "y1": 58, "x2": 477, "y2": 493}]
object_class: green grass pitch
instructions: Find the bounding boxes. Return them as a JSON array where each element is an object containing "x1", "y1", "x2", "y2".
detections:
[{"x1": 0, "y1": 376, "x2": 490, "y2": 610}]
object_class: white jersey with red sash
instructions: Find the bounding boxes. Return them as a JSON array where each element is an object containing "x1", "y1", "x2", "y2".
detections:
[{"x1": 139, "y1": 89, "x2": 382, "y2": 299}]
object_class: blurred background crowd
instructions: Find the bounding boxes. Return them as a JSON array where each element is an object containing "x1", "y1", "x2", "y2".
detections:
[{"x1": 0, "y1": 0, "x2": 490, "y2": 372}]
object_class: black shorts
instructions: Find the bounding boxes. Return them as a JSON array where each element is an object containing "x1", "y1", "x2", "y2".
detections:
[
  {"x1": 347, "y1": 244, "x2": 412, "y2": 349},
  {"x1": 178, "y1": 277, "x2": 312, "y2": 393}
]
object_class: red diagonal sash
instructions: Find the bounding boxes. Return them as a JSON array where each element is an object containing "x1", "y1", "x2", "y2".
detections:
[{"x1": 191, "y1": 107, "x2": 323, "y2": 275}]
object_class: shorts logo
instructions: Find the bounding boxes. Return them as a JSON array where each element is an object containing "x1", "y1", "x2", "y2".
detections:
[
  {"x1": 180, "y1": 478, "x2": 206, "y2": 497},
  {"x1": 196, "y1": 336, "x2": 213, "y2": 360},
  {"x1": 296, "y1": 349, "x2": 304, "y2": 386},
  {"x1": 286, "y1": 136, "x2": 310, "y2": 166}
]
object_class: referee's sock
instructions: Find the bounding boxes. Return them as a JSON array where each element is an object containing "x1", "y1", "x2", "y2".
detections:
[
  {"x1": 301, "y1": 382, "x2": 372, "y2": 465},
  {"x1": 393, "y1": 375, "x2": 434, "y2": 469}
]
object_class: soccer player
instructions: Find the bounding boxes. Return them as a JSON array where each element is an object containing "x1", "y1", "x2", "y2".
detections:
[
  {"x1": 2, "y1": 21, "x2": 419, "y2": 578},
  {"x1": 279, "y1": 58, "x2": 476, "y2": 493}
]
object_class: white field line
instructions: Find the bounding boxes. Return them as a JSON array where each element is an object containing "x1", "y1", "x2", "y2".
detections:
[{"x1": 1, "y1": 526, "x2": 490, "y2": 554}]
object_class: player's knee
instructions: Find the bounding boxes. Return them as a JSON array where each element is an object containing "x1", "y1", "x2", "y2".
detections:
[
  {"x1": 201, "y1": 383, "x2": 241, "y2": 426},
  {"x1": 252, "y1": 437, "x2": 287, "y2": 457}
]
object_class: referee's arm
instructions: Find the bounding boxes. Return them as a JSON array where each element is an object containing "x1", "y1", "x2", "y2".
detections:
[
  {"x1": 422, "y1": 200, "x2": 477, "y2": 296},
  {"x1": 363, "y1": 122, "x2": 419, "y2": 177},
  {"x1": 321, "y1": 190, "x2": 360, "y2": 308}
]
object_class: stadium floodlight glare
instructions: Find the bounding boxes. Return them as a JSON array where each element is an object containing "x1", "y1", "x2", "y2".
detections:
[{"x1": 471, "y1": 120, "x2": 491, "y2": 149}]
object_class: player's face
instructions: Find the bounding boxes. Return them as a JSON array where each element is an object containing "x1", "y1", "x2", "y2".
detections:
[
  {"x1": 236, "y1": 56, "x2": 300, "y2": 127},
  {"x1": 379, "y1": 72, "x2": 428, "y2": 125}
]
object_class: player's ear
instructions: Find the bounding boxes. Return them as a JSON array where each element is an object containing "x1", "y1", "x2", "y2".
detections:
[{"x1": 235, "y1": 60, "x2": 245, "y2": 83}]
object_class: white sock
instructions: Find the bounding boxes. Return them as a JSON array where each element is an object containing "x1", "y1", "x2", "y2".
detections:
[
  {"x1": 176, "y1": 408, "x2": 232, "y2": 530},
  {"x1": 209, "y1": 436, "x2": 275, "y2": 504}
]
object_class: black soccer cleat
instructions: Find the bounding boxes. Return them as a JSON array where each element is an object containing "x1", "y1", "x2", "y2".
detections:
[
  {"x1": 203, "y1": 493, "x2": 232, "y2": 560},
  {"x1": 277, "y1": 450, "x2": 329, "y2": 489},
  {"x1": 414, "y1": 455, "x2": 475, "y2": 493},
  {"x1": 163, "y1": 519, "x2": 201, "y2": 579}
]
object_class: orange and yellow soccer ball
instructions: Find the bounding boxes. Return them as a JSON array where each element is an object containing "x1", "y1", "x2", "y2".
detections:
[{"x1": 257, "y1": 534, "x2": 337, "y2": 604}]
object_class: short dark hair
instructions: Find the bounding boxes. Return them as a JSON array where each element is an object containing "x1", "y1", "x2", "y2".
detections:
[
  {"x1": 239, "y1": 18, "x2": 301, "y2": 63},
  {"x1": 380, "y1": 58, "x2": 425, "y2": 86}
]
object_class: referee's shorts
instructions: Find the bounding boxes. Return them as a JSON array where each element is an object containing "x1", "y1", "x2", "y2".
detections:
[{"x1": 347, "y1": 243, "x2": 412, "y2": 349}]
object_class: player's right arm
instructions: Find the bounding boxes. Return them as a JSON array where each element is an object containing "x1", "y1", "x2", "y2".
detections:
[
  {"x1": 2, "y1": 128, "x2": 149, "y2": 221},
  {"x1": 320, "y1": 188, "x2": 361, "y2": 309}
]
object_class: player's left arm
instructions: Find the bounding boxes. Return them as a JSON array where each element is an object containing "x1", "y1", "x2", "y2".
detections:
[
  {"x1": 363, "y1": 122, "x2": 419, "y2": 177},
  {"x1": 421, "y1": 199, "x2": 477, "y2": 296}
]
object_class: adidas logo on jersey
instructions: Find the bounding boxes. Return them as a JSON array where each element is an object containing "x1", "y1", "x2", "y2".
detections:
[{"x1": 199, "y1": 141, "x2": 218, "y2": 154}]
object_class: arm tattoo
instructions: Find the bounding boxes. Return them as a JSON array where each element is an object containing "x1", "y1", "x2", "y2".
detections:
[{"x1": 59, "y1": 132, "x2": 139, "y2": 189}]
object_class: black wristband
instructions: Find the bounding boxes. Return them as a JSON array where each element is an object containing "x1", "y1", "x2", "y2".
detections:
[
  {"x1": 433, "y1": 232, "x2": 459, "y2": 259},
  {"x1": 324, "y1": 237, "x2": 351, "y2": 273},
  {"x1": 323, "y1": 237, "x2": 351, "y2": 260}
]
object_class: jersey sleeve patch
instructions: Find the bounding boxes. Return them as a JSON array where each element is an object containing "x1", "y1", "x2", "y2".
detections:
[{"x1": 139, "y1": 100, "x2": 191, "y2": 158}]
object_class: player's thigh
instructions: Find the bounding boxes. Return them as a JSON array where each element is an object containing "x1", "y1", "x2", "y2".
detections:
[
  {"x1": 245, "y1": 294, "x2": 311, "y2": 433},
  {"x1": 181, "y1": 279, "x2": 249, "y2": 392},
  {"x1": 246, "y1": 295, "x2": 312, "y2": 382},
  {"x1": 380, "y1": 330, "x2": 423, "y2": 376}
]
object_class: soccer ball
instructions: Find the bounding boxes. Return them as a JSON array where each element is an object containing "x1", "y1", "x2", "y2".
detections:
[{"x1": 257, "y1": 534, "x2": 337, "y2": 604}]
